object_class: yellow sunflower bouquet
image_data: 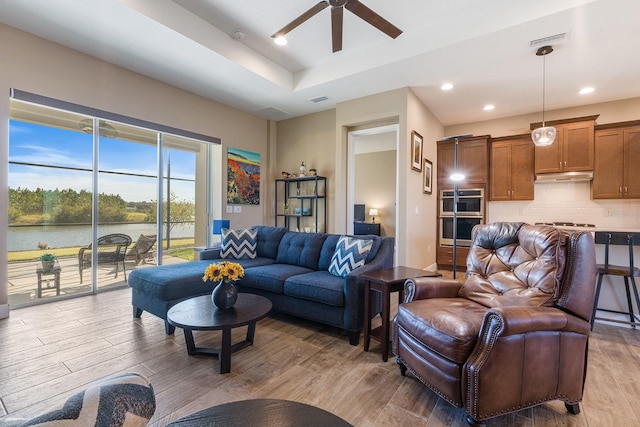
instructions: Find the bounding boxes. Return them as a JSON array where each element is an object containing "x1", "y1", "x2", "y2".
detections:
[{"x1": 203, "y1": 261, "x2": 245, "y2": 284}]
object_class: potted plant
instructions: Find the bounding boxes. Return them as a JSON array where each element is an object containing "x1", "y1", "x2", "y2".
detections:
[{"x1": 39, "y1": 253, "x2": 56, "y2": 271}]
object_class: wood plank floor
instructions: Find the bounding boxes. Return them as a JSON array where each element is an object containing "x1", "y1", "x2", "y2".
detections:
[{"x1": 1, "y1": 286, "x2": 639, "y2": 426}]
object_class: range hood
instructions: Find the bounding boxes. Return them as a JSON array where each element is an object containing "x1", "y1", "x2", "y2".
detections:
[{"x1": 535, "y1": 171, "x2": 593, "y2": 183}]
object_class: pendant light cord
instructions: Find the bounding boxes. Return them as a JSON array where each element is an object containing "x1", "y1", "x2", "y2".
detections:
[{"x1": 542, "y1": 52, "x2": 546, "y2": 127}]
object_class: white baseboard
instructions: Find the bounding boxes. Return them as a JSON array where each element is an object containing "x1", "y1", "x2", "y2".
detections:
[{"x1": 0, "y1": 304, "x2": 9, "y2": 319}]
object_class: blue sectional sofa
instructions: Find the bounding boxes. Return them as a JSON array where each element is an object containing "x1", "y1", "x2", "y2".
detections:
[{"x1": 128, "y1": 226, "x2": 395, "y2": 345}]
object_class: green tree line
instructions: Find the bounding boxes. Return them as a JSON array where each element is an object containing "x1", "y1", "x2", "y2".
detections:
[{"x1": 8, "y1": 187, "x2": 194, "y2": 226}]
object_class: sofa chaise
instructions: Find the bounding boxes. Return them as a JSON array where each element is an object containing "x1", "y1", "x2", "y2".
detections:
[{"x1": 128, "y1": 225, "x2": 394, "y2": 345}]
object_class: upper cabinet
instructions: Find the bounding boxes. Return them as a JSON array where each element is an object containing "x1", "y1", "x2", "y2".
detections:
[
  {"x1": 437, "y1": 136, "x2": 490, "y2": 188},
  {"x1": 490, "y1": 135, "x2": 534, "y2": 201},
  {"x1": 533, "y1": 116, "x2": 598, "y2": 174},
  {"x1": 593, "y1": 122, "x2": 640, "y2": 199}
]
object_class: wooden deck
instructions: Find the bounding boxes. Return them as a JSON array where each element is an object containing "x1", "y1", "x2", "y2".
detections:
[{"x1": 7, "y1": 253, "x2": 189, "y2": 307}]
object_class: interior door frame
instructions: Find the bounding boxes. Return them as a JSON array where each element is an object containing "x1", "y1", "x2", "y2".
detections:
[{"x1": 347, "y1": 124, "x2": 399, "y2": 239}]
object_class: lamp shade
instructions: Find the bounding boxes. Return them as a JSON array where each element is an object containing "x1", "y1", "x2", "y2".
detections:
[
  {"x1": 369, "y1": 209, "x2": 378, "y2": 217},
  {"x1": 213, "y1": 219, "x2": 230, "y2": 235}
]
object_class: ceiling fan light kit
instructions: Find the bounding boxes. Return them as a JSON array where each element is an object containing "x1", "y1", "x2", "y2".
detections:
[
  {"x1": 531, "y1": 45, "x2": 556, "y2": 147},
  {"x1": 271, "y1": 0, "x2": 402, "y2": 53}
]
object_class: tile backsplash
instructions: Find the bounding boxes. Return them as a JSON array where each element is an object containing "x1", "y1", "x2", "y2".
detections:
[{"x1": 487, "y1": 182, "x2": 640, "y2": 230}]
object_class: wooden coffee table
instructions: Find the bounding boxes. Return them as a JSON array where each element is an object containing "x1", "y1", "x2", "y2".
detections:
[
  {"x1": 362, "y1": 266, "x2": 441, "y2": 361},
  {"x1": 167, "y1": 293, "x2": 272, "y2": 374},
  {"x1": 169, "y1": 399, "x2": 352, "y2": 426}
]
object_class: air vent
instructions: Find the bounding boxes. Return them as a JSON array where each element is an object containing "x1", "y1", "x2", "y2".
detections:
[
  {"x1": 530, "y1": 33, "x2": 568, "y2": 49},
  {"x1": 309, "y1": 96, "x2": 328, "y2": 103}
]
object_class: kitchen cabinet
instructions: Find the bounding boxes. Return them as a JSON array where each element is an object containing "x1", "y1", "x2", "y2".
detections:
[
  {"x1": 534, "y1": 116, "x2": 597, "y2": 174},
  {"x1": 275, "y1": 176, "x2": 326, "y2": 232},
  {"x1": 593, "y1": 123, "x2": 640, "y2": 199},
  {"x1": 436, "y1": 246, "x2": 469, "y2": 270},
  {"x1": 490, "y1": 135, "x2": 534, "y2": 201},
  {"x1": 437, "y1": 135, "x2": 489, "y2": 187}
]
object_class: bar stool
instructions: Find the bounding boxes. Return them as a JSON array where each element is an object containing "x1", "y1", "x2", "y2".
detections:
[{"x1": 591, "y1": 231, "x2": 640, "y2": 330}]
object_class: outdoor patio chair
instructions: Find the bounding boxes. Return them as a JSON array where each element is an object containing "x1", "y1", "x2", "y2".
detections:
[
  {"x1": 78, "y1": 233, "x2": 132, "y2": 283},
  {"x1": 125, "y1": 234, "x2": 157, "y2": 266}
]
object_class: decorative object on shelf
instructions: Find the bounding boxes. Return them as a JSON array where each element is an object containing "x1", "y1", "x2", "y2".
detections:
[
  {"x1": 203, "y1": 261, "x2": 245, "y2": 309},
  {"x1": 39, "y1": 253, "x2": 56, "y2": 271},
  {"x1": 369, "y1": 208, "x2": 379, "y2": 223},
  {"x1": 299, "y1": 161, "x2": 307, "y2": 176},
  {"x1": 309, "y1": 168, "x2": 317, "y2": 176},
  {"x1": 283, "y1": 203, "x2": 289, "y2": 214},
  {"x1": 423, "y1": 158, "x2": 433, "y2": 194},
  {"x1": 227, "y1": 147, "x2": 260, "y2": 205},
  {"x1": 411, "y1": 131, "x2": 423, "y2": 172},
  {"x1": 531, "y1": 45, "x2": 557, "y2": 147},
  {"x1": 281, "y1": 171, "x2": 291, "y2": 178}
]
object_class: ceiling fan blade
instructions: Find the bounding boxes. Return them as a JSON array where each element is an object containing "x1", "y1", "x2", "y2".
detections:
[
  {"x1": 271, "y1": 1, "x2": 329, "y2": 38},
  {"x1": 331, "y1": 6, "x2": 343, "y2": 52},
  {"x1": 344, "y1": 0, "x2": 402, "y2": 39}
]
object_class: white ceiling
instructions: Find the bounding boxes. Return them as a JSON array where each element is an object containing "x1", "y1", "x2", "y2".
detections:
[{"x1": 1, "y1": 0, "x2": 639, "y2": 125}]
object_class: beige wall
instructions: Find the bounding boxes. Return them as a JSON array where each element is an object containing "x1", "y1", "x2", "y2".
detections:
[
  {"x1": 355, "y1": 151, "x2": 396, "y2": 238},
  {"x1": 0, "y1": 24, "x2": 270, "y2": 314},
  {"x1": 275, "y1": 110, "x2": 336, "y2": 231}
]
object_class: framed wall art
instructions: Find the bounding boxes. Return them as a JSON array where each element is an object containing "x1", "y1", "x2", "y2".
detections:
[
  {"x1": 411, "y1": 130, "x2": 423, "y2": 172},
  {"x1": 227, "y1": 147, "x2": 260, "y2": 205},
  {"x1": 423, "y1": 158, "x2": 433, "y2": 194}
]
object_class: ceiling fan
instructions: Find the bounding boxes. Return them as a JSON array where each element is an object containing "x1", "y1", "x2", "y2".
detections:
[{"x1": 271, "y1": 0, "x2": 402, "y2": 53}]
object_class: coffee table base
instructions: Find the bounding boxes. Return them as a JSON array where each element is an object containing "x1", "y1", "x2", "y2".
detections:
[{"x1": 183, "y1": 323, "x2": 257, "y2": 374}]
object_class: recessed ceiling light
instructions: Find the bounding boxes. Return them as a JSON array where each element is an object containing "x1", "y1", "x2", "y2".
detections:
[
  {"x1": 483, "y1": 104, "x2": 495, "y2": 111},
  {"x1": 274, "y1": 36, "x2": 288, "y2": 46},
  {"x1": 441, "y1": 83, "x2": 453, "y2": 91},
  {"x1": 579, "y1": 87, "x2": 594, "y2": 95}
]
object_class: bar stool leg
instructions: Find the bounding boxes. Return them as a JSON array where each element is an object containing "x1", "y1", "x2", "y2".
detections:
[
  {"x1": 630, "y1": 276, "x2": 640, "y2": 327},
  {"x1": 623, "y1": 277, "x2": 635, "y2": 327},
  {"x1": 591, "y1": 273, "x2": 604, "y2": 330}
]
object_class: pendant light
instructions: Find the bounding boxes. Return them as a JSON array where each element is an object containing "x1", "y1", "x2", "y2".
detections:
[{"x1": 531, "y1": 45, "x2": 556, "y2": 146}]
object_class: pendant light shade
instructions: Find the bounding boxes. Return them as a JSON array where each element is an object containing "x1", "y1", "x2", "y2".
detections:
[{"x1": 531, "y1": 45, "x2": 556, "y2": 147}]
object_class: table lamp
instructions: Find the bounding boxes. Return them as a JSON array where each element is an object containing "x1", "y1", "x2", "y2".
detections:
[{"x1": 369, "y1": 209, "x2": 379, "y2": 223}]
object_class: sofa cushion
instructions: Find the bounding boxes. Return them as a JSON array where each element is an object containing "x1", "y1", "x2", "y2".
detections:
[
  {"x1": 241, "y1": 264, "x2": 314, "y2": 294},
  {"x1": 220, "y1": 227, "x2": 257, "y2": 259},
  {"x1": 255, "y1": 226, "x2": 288, "y2": 259},
  {"x1": 328, "y1": 236, "x2": 373, "y2": 277},
  {"x1": 283, "y1": 271, "x2": 345, "y2": 307},
  {"x1": 19, "y1": 373, "x2": 155, "y2": 427},
  {"x1": 276, "y1": 232, "x2": 327, "y2": 270}
]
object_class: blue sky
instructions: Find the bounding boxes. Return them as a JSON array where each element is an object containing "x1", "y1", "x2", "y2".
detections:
[{"x1": 9, "y1": 121, "x2": 196, "y2": 202}]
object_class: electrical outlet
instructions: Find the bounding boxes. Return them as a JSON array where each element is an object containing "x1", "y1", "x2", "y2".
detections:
[
  {"x1": 234, "y1": 206, "x2": 242, "y2": 213},
  {"x1": 226, "y1": 206, "x2": 233, "y2": 213}
]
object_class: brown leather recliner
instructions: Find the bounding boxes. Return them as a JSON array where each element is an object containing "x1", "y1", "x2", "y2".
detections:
[{"x1": 392, "y1": 222, "x2": 596, "y2": 426}]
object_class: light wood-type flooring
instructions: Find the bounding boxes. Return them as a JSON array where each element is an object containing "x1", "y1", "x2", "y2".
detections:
[{"x1": 1, "y1": 285, "x2": 640, "y2": 426}]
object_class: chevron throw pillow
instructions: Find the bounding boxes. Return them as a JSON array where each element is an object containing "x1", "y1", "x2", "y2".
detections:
[
  {"x1": 220, "y1": 227, "x2": 257, "y2": 259},
  {"x1": 328, "y1": 236, "x2": 373, "y2": 277},
  {"x1": 20, "y1": 372, "x2": 155, "y2": 427}
]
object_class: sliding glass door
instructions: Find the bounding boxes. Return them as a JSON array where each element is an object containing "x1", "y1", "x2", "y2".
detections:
[{"x1": 8, "y1": 98, "x2": 217, "y2": 306}]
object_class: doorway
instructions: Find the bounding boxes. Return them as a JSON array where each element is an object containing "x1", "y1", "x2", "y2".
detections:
[{"x1": 347, "y1": 125, "x2": 398, "y2": 244}]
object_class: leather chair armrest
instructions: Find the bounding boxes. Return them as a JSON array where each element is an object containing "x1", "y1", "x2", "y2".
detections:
[
  {"x1": 404, "y1": 277, "x2": 463, "y2": 302},
  {"x1": 483, "y1": 306, "x2": 591, "y2": 336}
]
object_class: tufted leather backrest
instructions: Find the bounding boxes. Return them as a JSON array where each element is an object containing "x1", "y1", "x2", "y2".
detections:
[{"x1": 458, "y1": 222, "x2": 567, "y2": 308}]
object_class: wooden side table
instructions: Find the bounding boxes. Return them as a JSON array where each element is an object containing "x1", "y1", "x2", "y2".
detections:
[
  {"x1": 37, "y1": 265, "x2": 61, "y2": 298},
  {"x1": 362, "y1": 266, "x2": 441, "y2": 361}
]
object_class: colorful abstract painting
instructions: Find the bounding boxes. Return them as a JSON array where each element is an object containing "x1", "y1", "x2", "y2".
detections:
[{"x1": 227, "y1": 147, "x2": 260, "y2": 205}]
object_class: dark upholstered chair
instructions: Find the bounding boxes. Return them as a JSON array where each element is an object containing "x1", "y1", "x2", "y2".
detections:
[
  {"x1": 78, "y1": 233, "x2": 132, "y2": 283},
  {"x1": 392, "y1": 222, "x2": 596, "y2": 426}
]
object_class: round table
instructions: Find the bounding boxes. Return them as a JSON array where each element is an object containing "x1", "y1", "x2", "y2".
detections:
[
  {"x1": 168, "y1": 399, "x2": 353, "y2": 426},
  {"x1": 167, "y1": 293, "x2": 272, "y2": 374}
]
